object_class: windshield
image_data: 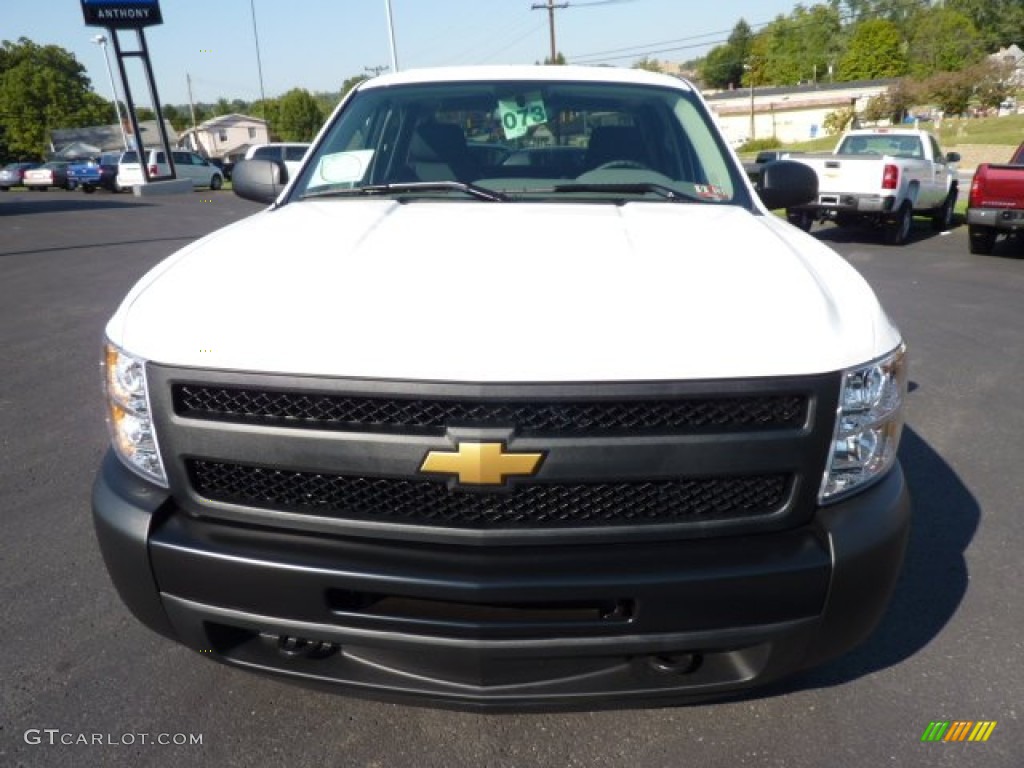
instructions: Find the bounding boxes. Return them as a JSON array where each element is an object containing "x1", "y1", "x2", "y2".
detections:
[{"x1": 290, "y1": 78, "x2": 749, "y2": 206}]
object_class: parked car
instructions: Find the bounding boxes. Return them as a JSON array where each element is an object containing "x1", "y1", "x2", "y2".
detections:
[
  {"x1": 244, "y1": 142, "x2": 310, "y2": 178},
  {"x1": 117, "y1": 149, "x2": 224, "y2": 190},
  {"x1": 965, "y1": 140, "x2": 1024, "y2": 254},
  {"x1": 0, "y1": 161, "x2": 40, "y2": 191},
  {"x1": 23, "y1": 161, "x2": 74, "y2": 191},
  {"x1": 67, "y1": 152, "x2": 124, "y2": 193}
]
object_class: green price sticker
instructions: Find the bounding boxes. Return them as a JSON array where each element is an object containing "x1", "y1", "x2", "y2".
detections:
[{"x1": 498, "y1": 94, "x2": 547, "y2": 140}]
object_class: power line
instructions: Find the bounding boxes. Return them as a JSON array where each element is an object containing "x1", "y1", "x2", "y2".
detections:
[{"x1": 531, "y1": 0, "x2": 636, "y2": 64}]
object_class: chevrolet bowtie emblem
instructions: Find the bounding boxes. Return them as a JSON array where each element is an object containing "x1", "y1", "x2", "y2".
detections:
[{"x1": 420, "y1": 442, "x2": 544, "y2": 486}]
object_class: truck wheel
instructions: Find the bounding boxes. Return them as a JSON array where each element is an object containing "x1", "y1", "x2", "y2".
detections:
[
  {"x1": 786, "y1": 209, "x2": 813, "y2": 232},
  {"x1": 968, "y1": 225, "x2": 996, "y2": 255},
  {"x1": 931, "y1": 190, "x2": 955, "y2": 231},
  {"x1": 884, "y1": 202, "x2": 913, "y2": 246}
]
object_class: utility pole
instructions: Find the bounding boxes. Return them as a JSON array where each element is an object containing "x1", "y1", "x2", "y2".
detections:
[
  {"x1": 365, "y1": 65, "x2": 388, "y2": 77},
  {"x1": 531, "y1": 0, "x2": 569, "y2": 64},
  {"x1": 186, "y1": 72, "x2": 197, "y2": 136},
  {"x1": 250, "y1": 0, "x2": 268, "y2": 121}
]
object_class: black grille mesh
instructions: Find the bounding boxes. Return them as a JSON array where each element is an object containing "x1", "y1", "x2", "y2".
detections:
[
  {"x1": 173, "y1": 385, "x2": 806, "y2": 434},
  {"x1": 187, "y1": 460, "x2": 789, "y2": 529}
]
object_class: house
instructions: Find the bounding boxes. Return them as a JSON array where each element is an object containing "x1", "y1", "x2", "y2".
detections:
[
  {"x1": 988, "y1": 44, "x2": 1024, "y2": 85},
  {"x1": 50, "y1": 120, "x2": 178, "y2": 155},
  {"x1": 178, "y1": 114, "x2": 270, "y2": 164}
]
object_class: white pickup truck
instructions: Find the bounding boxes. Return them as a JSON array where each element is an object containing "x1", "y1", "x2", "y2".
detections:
[
  {"x1": 92, "y1": 66, "x2": 911, "y2": 709},
  {"x1": 787, "y1": 128, "x2": 960, "y2": 245}
]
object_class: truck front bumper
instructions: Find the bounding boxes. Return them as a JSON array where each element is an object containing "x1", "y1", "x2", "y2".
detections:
[{"x1": 93, "y1": 450, "x2": 910, "y2": 710}]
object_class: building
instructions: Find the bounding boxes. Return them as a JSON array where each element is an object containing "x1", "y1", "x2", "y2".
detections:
[
  {"x1": 705, "y1": 79, "x2": 896, "y2": 146},
  {"x1": 50, "y1": 120, "x2": 178, "y2": 156},
  {"x1": 988, "y1": 44, "x2": 1024, "y2": 85},
  {"x1": 178, "y1": 114, "x2": 269, "y2": 165}
]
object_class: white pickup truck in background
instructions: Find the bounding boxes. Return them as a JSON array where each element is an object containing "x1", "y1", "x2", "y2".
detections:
[{"x1": 786, "y1": 129, "x2": 960, "y2": 245}]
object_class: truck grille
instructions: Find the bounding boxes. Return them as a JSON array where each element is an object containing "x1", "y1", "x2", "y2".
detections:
[
  {"x1": 173, "y1": 384, "x2": 806, "y2": 434},
  {"x1": 187, "y1": 459, "x2": 790, "y2": 529}
]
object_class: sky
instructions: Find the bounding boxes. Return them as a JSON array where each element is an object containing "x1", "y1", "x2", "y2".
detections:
[{"x1": 3, "y1": 0, "x2": 802, "y2": 109}]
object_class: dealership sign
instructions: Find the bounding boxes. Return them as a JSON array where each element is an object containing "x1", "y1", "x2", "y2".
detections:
[{"x1": 81, "y1": 0, "x2": 162, "y2": 28}]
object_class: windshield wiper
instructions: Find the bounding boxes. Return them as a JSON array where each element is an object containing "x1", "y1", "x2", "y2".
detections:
[
  {"x1": 550, "y1": 182, "x2": 698, "y2": 202},
  {"x1": 300, "y1": 181, "x2": 510, "y2": 202}
]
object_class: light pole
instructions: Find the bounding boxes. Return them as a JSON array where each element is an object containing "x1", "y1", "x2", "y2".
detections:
[
  {"x1": 93, "y1": 34, "x2": 130, "y2": 150},
  {"x1": 384, "y1": 0, "x2": 399, "y2": 72}
]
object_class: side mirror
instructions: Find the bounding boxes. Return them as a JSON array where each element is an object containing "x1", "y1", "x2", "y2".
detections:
[
  {"x1": 755, "y1": 159, "x2": 818, "y2": 210},
  {"x1": 232, "y1": 159, "x2": 289, "y2": 204},
  {"x1": 946, "y1": 151, "x2": 960, "y2": 163}
]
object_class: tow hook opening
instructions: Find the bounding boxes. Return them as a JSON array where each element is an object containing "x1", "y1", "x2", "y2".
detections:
[
  {"x1": 647, "y1": 652, "x2": 702, "y2": 675},
  {"x1": 273, "y1": 634, "x2": 341, "y2": 660}
]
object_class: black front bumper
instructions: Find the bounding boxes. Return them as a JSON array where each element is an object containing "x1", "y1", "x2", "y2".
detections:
[{"x1": 93, "y1": 451, "x2": 910, "y2": 709}]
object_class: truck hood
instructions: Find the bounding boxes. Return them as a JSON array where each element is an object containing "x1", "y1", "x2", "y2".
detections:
[{"x1": 108, "y1": 200, "x2": 900, "y2": 381}]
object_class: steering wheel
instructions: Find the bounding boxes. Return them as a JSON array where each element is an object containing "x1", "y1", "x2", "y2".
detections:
[{"x1": 593, "y1": 159, "x2": 651, "y2": 171}]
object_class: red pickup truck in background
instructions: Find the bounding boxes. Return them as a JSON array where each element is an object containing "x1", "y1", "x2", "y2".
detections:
[{"x1": 966, "y1": 142, "x2": 1024, "y2": 254}]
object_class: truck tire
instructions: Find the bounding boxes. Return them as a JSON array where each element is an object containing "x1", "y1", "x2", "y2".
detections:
[
  {"x1": 931, "y1": 190, "x2": 956, "y2": 231},
  {"x1": 884, "y1": 202, "x2": 913, "y2": 246},
  {"x1": 786, "y1": 209, "x2": 813, "y2": 232},
  {"x1": 968, "y1": 225, "x2": 996, "y2": 255}
]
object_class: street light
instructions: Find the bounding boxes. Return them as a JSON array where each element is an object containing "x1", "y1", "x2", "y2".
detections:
[
  {"x1": 384, "y1": 0, "x2": 399, "y2": 72},
  {"x1": 93, "y1": 34, "x2": 130, "y2": 150}
]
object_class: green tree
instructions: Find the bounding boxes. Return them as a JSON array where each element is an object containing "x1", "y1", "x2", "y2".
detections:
[
  {"x1": 161, "y1": 103, "x2": 187, "y2": 132},
  {"x1": 0, "y1": 37, "x2": 106, "y2": 158},
  {"x1": 757, "y1": 6, "x2": 842, "y2": 86},
  {"x1": 276, "y1": 88, "x2": 323, "y2": 141},
  {"x1": 908, "y1": 8, "x2": 983, "y2": 77},
  {"x1": 340, "y1": 75, "x2": 369, "y2": 98},
  {"x1": 632, "y1": 57, "x2": 662, "y2": 73},
  {"x1": 699, "y1": 19, "x2": 753, "y2": 89},
  {"x1": 947, "y1": 0, "x2": 1024, "y2": 50},
  {"x1": 837, "y1": 19, "x2": 907, "y2": 80}
]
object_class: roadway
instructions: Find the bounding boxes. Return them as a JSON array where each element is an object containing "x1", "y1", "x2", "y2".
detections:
[{"x1": 1, "y1": 188, "x2": 1021, "y2": 767}]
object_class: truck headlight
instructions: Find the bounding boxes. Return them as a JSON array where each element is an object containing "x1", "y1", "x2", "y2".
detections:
[
  {"x1": 819, "y1": 345, "x2": 907, "y2": 502},
  {"x1": 103, "y1": 341, "x2": 167, "y2": 487}
]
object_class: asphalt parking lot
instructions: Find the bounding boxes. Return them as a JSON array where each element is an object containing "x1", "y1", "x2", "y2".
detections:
[{"x1": 1, "y1": 188, "x2": 1021, "y2": 767}]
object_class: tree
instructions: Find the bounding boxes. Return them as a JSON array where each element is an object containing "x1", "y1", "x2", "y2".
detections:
[
  {"x1": 699, "y1": 19, "x2": 753, "y2": 89},
  {"x1": 754, "y1": 6, "x2": 842, "y2": 86},
  {"x1": 970, "y1": 59, "x2": 1015, "y2": 110},
  {"x1": 276, "y1": 88, "x2": 323, "y2": 142},
  {"x1": 340, "y1": 75, "x2": 368, "y2": 98},
  {"x1": 947, "y1": 0, "x2": 1024, "y2": 51},
  {"x1": 837, "y1": 19, "x2": 908, "y2": 80},
  {"x1": 632, "y1": 57, "x2": 662, "y2": 73},
  {"x1": 543, "y1": 52, "x2": 567, "y2": 65},
  {"x1": 908, "y1": 8, "x2": 984, "y2": 77},
  {"x1": 0, "y1": 37, "x2": 107, "y2": 158},
  {"x1": 922, "y1": 69, "x2": 975, "y2": 116}
]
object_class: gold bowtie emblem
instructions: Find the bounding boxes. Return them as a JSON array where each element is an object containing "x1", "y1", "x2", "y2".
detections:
[{"x1": 420, "y1": 442, "x2": 543, "y2": 485}]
